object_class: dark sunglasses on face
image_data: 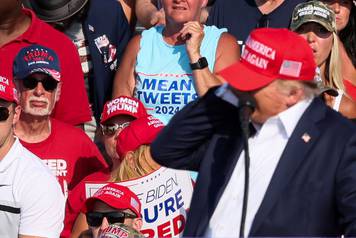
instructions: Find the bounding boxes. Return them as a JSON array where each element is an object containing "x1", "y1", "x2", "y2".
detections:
[
  {"x1": 0, "y1": 106, "x2": 10, "y2": 122},
  {"x1": 23, "y1": 76, "x2": 59, "y2": 92},
  {"x1": 86, "y1": 211, "x2": 136, "y2": 227},
  {"x1": 101, "y1": 122, "x2": 130, "y2": 136}
]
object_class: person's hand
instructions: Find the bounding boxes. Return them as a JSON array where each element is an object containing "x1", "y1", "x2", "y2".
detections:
[
  {"x1": 150, "y1": 8, "x2": 165, "y2": 26},
  {"x1": 180, "y1": 21, "x2": 205, "y2": 63}
]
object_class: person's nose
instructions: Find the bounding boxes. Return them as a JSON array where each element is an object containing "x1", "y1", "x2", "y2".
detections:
[
  {"x1": 33, "y1": 82, "x2": 46, "y2": 96},
  {"x1": 302, "y1": 31, "x2": 316, "y2": 44},
  {"x1": 330, "y1": 1, "x2": 340, "y2": 14},
  {"x1": 99, "y1": 217, "x2": 110, "y2": 231}
]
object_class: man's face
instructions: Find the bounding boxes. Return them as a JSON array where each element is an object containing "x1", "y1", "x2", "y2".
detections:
[
  {"x1": 101, "y1": 115, "x2": 135, "y2": 161},
  {"x1": 0, "y1": 101, "x2": 20, "y2": 151},
  {"x1": 18, "y1": 73, "x2": 60, "y2": 117},
  {"x1": 89, "y1": 200, "x2": 141, "y2": 238},
  {"x1": 0, "y1": 0, "x2": 20, "y2": 16},
  {"x1": 247, "y1": 81, "x2": 291, "y2": 124}
]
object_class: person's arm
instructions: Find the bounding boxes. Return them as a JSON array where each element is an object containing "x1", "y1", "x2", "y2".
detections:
[
  {"x1": 151, "y1": 87, "x2": 239, "y2": 171},
  {"x1": 135, "y1": 0, "x2": 165, "y2": 28},
  {"x1": 70, "y1": 213, "x2": 89, "y2": 238},
  {"x1": 18, "y1": 169, "x2": 65, "y2": 238},
  {"x1": 112, "y1": 34, "x2": 141, "y2": 97},
  {"x1": 180, "y1": 22, "x2": 240, "y2": 96}
]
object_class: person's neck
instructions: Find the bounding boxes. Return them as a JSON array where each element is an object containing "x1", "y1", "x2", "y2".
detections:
[
  {"x1": 0, "y1": 134, "x2": 16, "y2": 161},
  {"x1": 255, "y1": 0, "x2": 285, "y2": 15},
  {"x1": 0, "y1": 7, "x2": 31, "y2": 47},
  {"x1": 162, "y1": 22, "x2": 187, "y2": 45},
  {"x1": 14, "y1": 114, "x2": 52, "y2": 143}
]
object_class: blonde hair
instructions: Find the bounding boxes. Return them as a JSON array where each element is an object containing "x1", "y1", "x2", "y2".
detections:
[
  {"x1": 325, "y1": 32, "x2": 344, "y2": 93},
  {"x1": 110, "y1": 145, "x2": 160, "y2": 182}
]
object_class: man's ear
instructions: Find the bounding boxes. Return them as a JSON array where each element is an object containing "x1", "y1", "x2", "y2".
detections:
[
  {"x1": 55, "y1": 82, "x2": 62, "y2": 102},
  {"x1": 201, "y1": 0, "x2": 208, "y2": 8},
  {"x1": 286, "y1": 87, "x2": 304, "y2": 107},
  {"x1": 12, "y1": 104, "x2": 21, "y2": 125},
  {"x1": 132, "y1": 218, "x2": 143, "y2": 231}
]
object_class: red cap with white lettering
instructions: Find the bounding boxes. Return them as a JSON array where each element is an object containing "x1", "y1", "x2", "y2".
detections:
[
  {"x1": 116, "y1": 115, "x2": 164, "y2": 158},
  {"x1": 217, "y1": 28, "x2": 316, "y2": 91},
  {"x1": 0, "y1": 76, "x2": 18, "y2": 103},
  {"x1": 83, "y1": 183, "x2": 141, "y2": 218},
  {"x1": 100, "y1": 96, "x2": 148, "y2": 124}
]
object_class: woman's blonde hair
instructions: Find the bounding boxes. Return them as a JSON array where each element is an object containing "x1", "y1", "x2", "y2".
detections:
[
  {"x1": 325, "y1": 32, "x2": 345, "y2": 93},
  {"x1": 110, "y1": 145, "x2": 160, "y2": 182}
]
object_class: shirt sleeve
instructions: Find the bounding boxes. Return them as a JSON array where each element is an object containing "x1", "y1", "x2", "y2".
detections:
[{"x1": 18, "y1": 170, "x2": 65, "y2": 238}]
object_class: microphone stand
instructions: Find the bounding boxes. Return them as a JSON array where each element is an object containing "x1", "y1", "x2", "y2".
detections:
[{"x1": 238, "y1": 95, "x2": 256, "y2": 238}]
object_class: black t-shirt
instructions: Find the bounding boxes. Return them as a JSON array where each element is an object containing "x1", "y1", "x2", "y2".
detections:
[{"x1": 206, "y1": 0, "x2": 305, "y2": 46}]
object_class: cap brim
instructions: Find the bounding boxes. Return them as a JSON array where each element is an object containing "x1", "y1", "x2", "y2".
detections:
[
  {"x1": 217, "y1": 61, "x2": 276, "y2": 91},
  {"x1": 291, "y1": 19, "x2": 334, "y2": 33},
  {"x1": 16, "y1": 68, "x2": 61, "y2": 81},
  {"x1": 84, "y1": 196, "x2": 140, "y2": 217},
  {"x1": 22, "y1": 0, "x2": 89, "y2": 23}
]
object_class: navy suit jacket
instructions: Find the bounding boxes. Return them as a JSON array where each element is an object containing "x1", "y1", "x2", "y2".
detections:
[{"x1": 151, "y1": 87, "x2": 356, "y2": 236}]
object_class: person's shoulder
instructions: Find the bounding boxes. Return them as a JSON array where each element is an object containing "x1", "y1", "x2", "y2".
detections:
[
  {"x1": 17, "y1": 143, "x2": 51, "y2": 172},
  {"x1": 12, "y1": 142, "x2": 58, "y2": 187},
  {"x1": 82, "y1": 167, "x2": 111, "y2": 182},
  {"x1": 39, "y1": 22, "x2": 73, "y2": 44},
  {"x1": 70, "y1": 168, "x2": 111, "y2": 195},
  {"x1": 314, "y1": 98, "x2": 356, "y2": 133},
  {"x1": 35, "y1": 21, "x2": 78, "y2": 54}
]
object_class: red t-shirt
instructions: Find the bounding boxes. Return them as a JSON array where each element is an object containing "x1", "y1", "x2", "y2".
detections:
[
  {"x1": 62, "y1": 168, "x2": 111, "y2": 238},
  {"x1": 344, "y1": 80, "x2": 356, "y2": 101},
  {"x1": 20, "y1": 119, "x2": 108, "y2": 197},
  {"x1": 0, "y1": 9, "x2": 91, "y2": 125}
]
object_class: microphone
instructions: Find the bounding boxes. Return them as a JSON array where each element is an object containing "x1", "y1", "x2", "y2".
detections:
[
  {"x1": 238, "y1": 93, "x2": 256, "y2": 238},
  {"x1": 239, "y1": 93, "x2": 256, "y2": 137}
]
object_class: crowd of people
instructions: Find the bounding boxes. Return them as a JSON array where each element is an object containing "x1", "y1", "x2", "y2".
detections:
[{"x1": 0, "y1": 0, "x2": 356, "y2": 237}]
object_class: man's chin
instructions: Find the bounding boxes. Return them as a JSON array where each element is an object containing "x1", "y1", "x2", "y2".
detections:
[{"x1": 24, "y1": 108, "x2": 51, "y2": 117}]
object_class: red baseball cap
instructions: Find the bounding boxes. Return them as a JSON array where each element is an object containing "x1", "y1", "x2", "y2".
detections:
[
  {"x1": 0, "y1": 76, "x2": 18, "y2": 103},
  {"x1": 116, "y1": 115, "x2": 164, "y2": 158},
  {"x1": 83, "y1": 183, "x2": 141, "y2": 218},
  {"x1": 218, "y1": 28, "x2": 316, "y2": 91},
  {"x1": 100, "y1": 96, "x2": 148, "y2": 124}
]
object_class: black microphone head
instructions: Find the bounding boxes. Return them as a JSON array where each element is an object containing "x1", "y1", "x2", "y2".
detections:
[{"x1": 239, "y1": 93, "x2": 256, "y2": 112}]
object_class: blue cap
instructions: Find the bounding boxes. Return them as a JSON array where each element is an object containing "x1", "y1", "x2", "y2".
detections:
[{"x1": 13, "y1": 44, "x2": 61, "y2": 81}]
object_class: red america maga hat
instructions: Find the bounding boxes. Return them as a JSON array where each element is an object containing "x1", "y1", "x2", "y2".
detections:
[{"x1": 218, "y1": 28, "x2": 316, "y2": 91}]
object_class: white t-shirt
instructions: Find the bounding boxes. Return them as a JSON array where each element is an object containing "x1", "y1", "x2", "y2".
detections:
[{"x1": 0, "y1": 138, "x2": 65, "y2": 238}]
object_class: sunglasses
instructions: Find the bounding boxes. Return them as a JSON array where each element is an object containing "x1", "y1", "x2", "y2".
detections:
[
  {"x1": 86, "y1": 211, "x2": 136, "y2": 227},
  {"x1": 0, "y1": 107, "x2": 10, "y2": 122},
  {"x1": 101, "y1": 122, "x2": 130, "y2": 136},
  {"x1": 23, "y1": 76, "x2": 59, "y2": 92}
]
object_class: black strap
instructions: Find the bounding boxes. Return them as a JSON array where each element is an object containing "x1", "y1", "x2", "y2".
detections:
[{"x1": 0, "y1": 204, "x2": 20, "y2": 214}]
